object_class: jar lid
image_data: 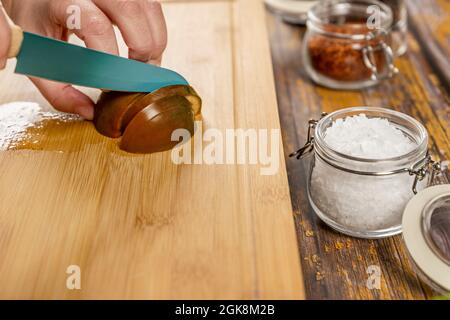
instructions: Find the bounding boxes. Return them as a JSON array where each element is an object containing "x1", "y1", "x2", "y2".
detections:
[
  {"x1": 403, "y1": 185, "x2": 450, "y2": 293},
  {"x1": 265, "y1": 0, "x2": 317, "y2": 24}
]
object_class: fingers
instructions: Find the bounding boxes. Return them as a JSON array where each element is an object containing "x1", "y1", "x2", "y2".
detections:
[
  {"x1": 143, "y1": 0, "x2": 167, "y2": 64},
  {"x1": 49, "y1": 0, "x2": 119, "y2": 56},
  {"x1": 94, "y1": 0, "x2": 153, "y2": 62},
  {"x1": 31, "y1": 78, "x2": 95, "y2": 120},
  {"x1": 94, "y1": 0, "x2": 167, "y2": 64},
  {"x1": 0, "y1": 7, "x2": 11, "y2": 69}
]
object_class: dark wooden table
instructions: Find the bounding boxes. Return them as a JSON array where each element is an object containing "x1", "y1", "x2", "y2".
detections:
[{"x1": 266, "y1": 0, "x2": 450, "y2": 300}]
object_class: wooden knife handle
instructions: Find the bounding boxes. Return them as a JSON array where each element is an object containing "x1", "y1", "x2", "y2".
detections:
[{"x1": 1, "y1": 5, "x2": 24, "y2": 58}]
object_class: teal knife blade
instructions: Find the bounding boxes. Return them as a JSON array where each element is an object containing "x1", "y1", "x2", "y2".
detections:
[{"x1": 15, "y1": 32, "x2": 188, "y2": 92}]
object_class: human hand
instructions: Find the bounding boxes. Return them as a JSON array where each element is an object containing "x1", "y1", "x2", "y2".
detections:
[{"x1": 2, "y1": 0, "x2": 167, "y2": 120}]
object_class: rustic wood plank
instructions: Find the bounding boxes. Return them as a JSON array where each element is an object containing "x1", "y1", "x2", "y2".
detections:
[
  {"x1": 408, "y1": 0, "x2": 450, "y2": 91},
  {"x1": 267, "y1": 0, "x2": 449, "y2": 299},
  {"x1": 0, "y1": 0, "x2": 304, "y2": 299}
]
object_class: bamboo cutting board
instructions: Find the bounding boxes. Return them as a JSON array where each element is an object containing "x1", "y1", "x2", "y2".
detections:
[{"x1": 0, "y1": 0, "x2": 304, "y2": 299}]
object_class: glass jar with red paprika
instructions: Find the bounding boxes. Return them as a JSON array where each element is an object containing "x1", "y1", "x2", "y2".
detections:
[{"x1": 302, "y1": 0, "x2": 398, "y2": 90}]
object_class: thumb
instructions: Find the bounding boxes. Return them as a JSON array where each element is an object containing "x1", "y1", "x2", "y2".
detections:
[{"x1": 30, "y1": 78, "x2": 94, "y2": 120}]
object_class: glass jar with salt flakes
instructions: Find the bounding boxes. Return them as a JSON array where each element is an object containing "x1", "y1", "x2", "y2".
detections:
[{"x1": 291, "y1": 107, "x2": 442, "y2": 239}]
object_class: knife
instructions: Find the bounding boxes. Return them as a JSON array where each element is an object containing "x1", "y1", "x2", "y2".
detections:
[{"x1": 4, "y1": 10, "x2": 188, "y2": 93}]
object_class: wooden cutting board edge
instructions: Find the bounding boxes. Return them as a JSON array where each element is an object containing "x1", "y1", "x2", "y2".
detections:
[{"x1": 230, "y1": 0, "x2": 305, "y2": 299}]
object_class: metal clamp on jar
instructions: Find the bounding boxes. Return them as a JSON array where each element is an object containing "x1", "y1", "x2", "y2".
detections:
[
  {"x1": 302, "y1": 0, "x2": 399, "y2": 90},
  {"x1": 290, "y1": 107, "x2": 443, "y2": 239},
  {"x1": 380, "y1": 0, "x2": 408, "y2": 56}
]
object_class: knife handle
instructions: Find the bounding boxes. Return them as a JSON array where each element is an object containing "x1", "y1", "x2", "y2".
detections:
[{"x1": 1, "y1": 5, "x2": 24, "y2": 58}]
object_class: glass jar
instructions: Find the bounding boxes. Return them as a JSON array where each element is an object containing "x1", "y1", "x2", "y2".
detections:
[
  {"x1": 380, "y1": 0, "x2": 407, "y2": 56},
  {"x1": 302, "y1": 0, "x2": 398, "y2": 90},
  {"x1": 290, "y1": 107, "x2": 441, "y2": 239}
]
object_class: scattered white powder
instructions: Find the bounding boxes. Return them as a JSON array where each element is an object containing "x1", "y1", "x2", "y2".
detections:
[
  {"x1": 0, "y1": 102, "x2": 73, "y2": 150},
  {"x1": 323, "y1": 114, "x2": 416, "y2": 158},
  {"x1": 309, "y1": 113, "x2": 425, "y2": 235}
]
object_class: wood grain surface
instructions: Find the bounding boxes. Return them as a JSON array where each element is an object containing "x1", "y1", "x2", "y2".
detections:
[
  {"x1": 0, "y1": 0, "x2": 304, "y2": 299},
  {"x1": 408, "y1": 0, "x2": 450, "y2": 90},
  {"x1": 267, "y1": 0, "x2": 449, "y2": 299}
]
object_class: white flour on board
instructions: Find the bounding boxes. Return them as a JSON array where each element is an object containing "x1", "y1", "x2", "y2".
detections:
[{"x1": 0, "y1": 102, "x2": 77, "y2": 150}]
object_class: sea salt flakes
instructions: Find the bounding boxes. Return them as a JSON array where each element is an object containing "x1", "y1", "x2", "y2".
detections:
[
  {"x1": 0, "y1": 102, "x2": 73, "y2": 150},
  {"x1": 309, "y1": 113, "x2": 424, "y2": 233},
  {"x1": 323, "y1": 114, "x2": 416, "y2": 158}
]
